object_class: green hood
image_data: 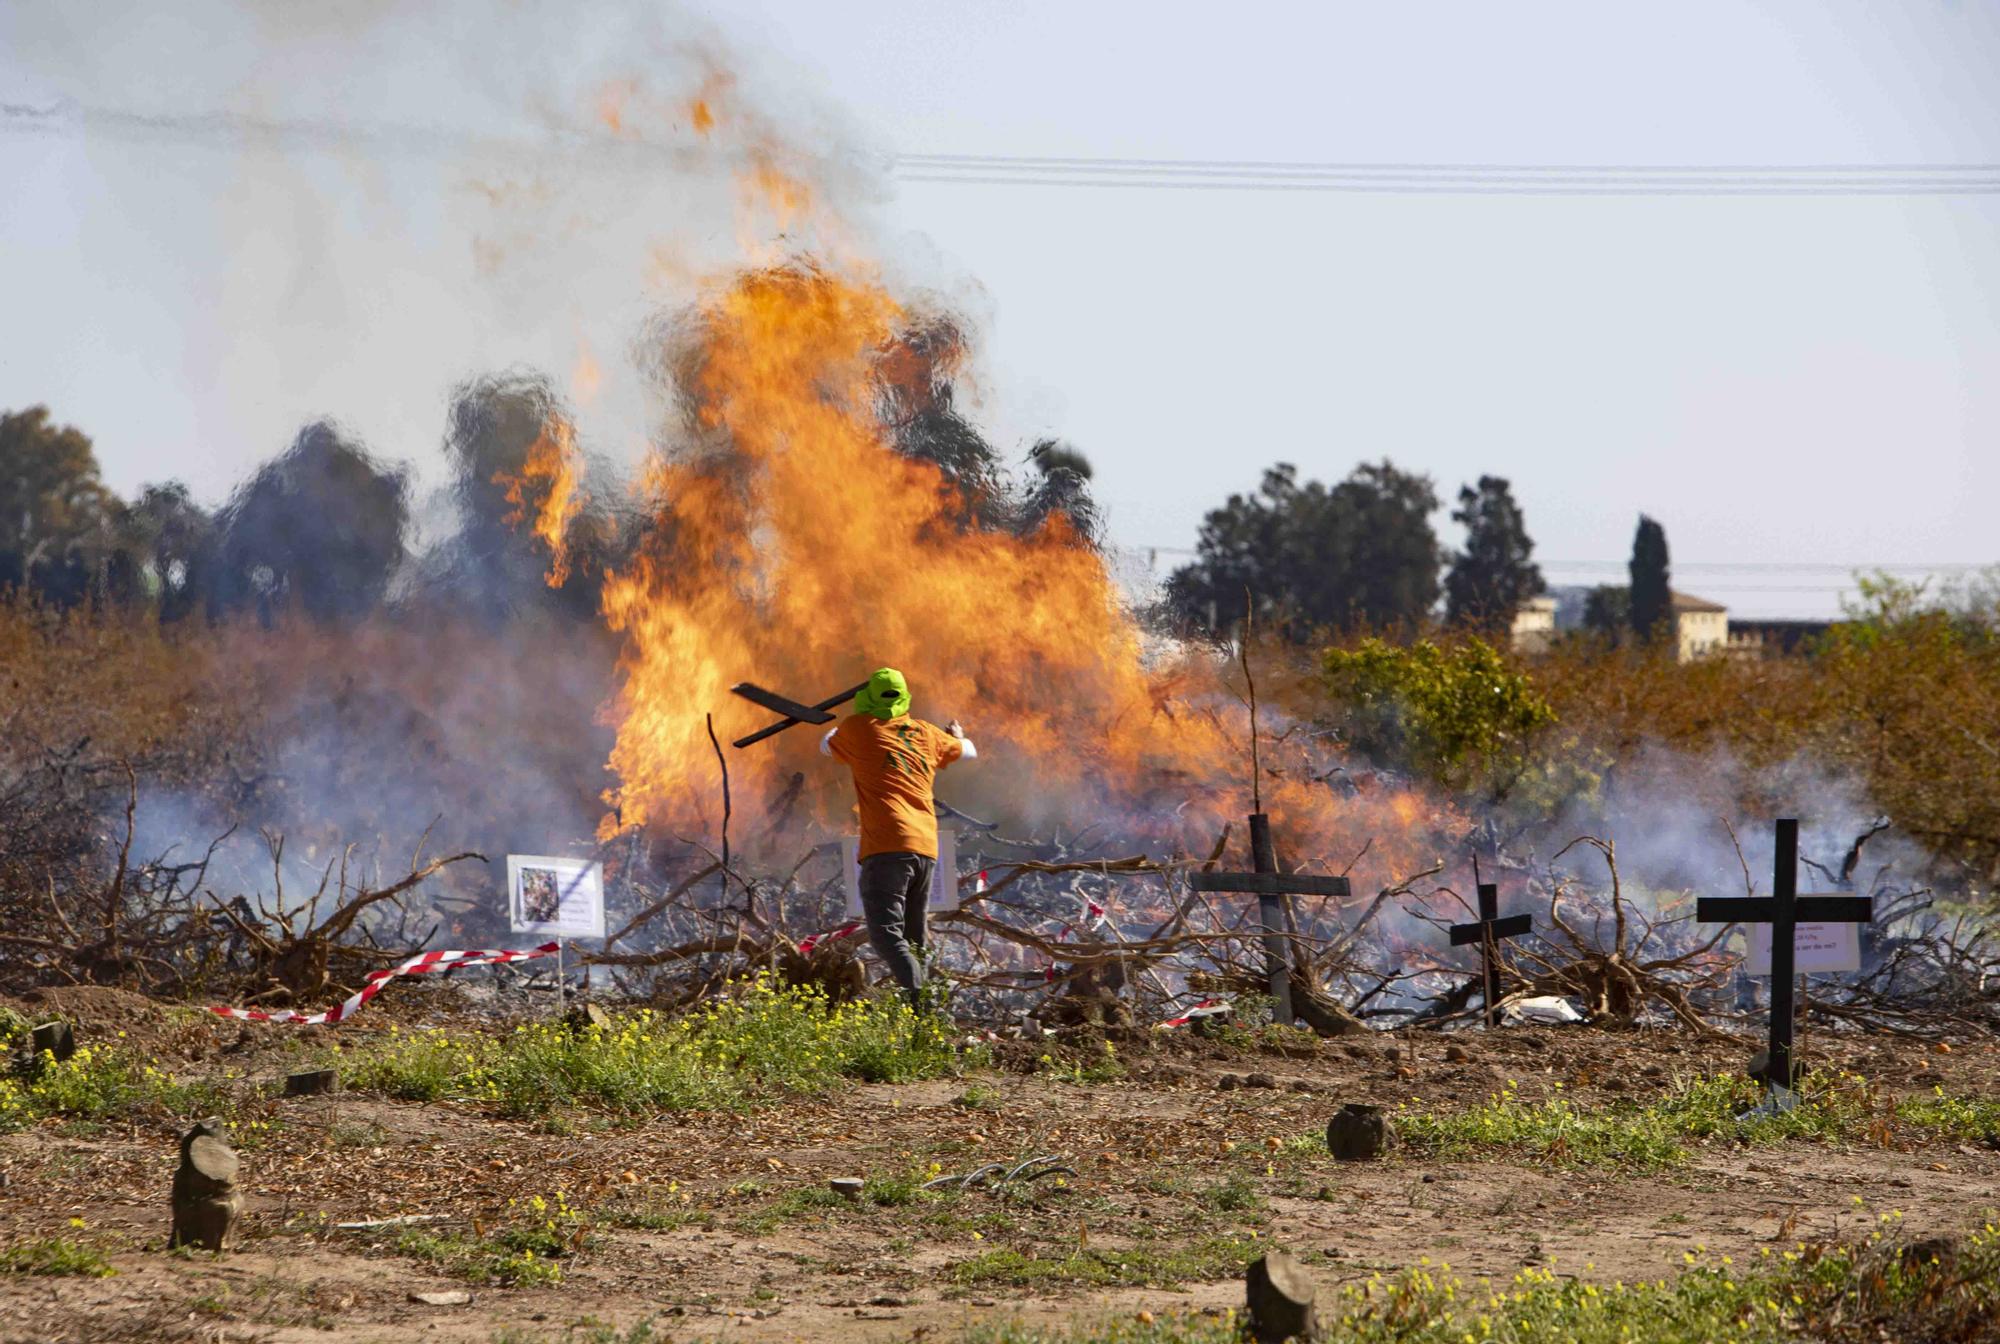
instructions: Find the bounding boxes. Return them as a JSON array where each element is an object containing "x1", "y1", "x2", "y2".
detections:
[{"x1": 855, "y1": 667, "x2": 911, "y2": 720}]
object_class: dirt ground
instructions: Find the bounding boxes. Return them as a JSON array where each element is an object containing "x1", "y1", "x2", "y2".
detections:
[{"x1": 2, "y1": 1000, "x2": 1996, "y2": 1344}]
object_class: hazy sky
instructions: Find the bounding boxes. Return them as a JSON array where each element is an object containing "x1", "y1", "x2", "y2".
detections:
[{"x1": 3, "y1": 1, "x2": 1996, "y2": 617}]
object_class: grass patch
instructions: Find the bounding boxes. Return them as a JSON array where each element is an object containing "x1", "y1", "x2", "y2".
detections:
[
  {"x1": 1898, "y1": 1087, "x2": 2000, "y2": 1145},
  {"x1": 737, "y1": 1168, "x2": 948, "y2": 1233},
  {"x1": 391, "y1": 1192, "x2": 587, "y2": 1286},
  {"x1": 1197, "y1": 1173, "x2": 1264, "y2": 1215},
  {"x1": 965, "y1": 1225, "x2": 2000, "y2": 1343},
  {"x1": 337, "y1": 976, "x2": 972, "y2": 1117},
  {"x1": 956, "y1": 1082, "x2": 1003, "y2": 1109},
  {"x1": 492, "y1": 1318, "x2": 664, "y2": 1344},
  {"x1": 1036, "y1": 1042, "x2": 1125, "y2": 1085},
  {"x1": 952, "y1": 1236, "x2": 1257, "y2": 1289},
  {"x1": 1390, "y1": 1072, "x2": 1872, "y2": 1171},
  {"x1": 965, "y1": 1314, "x2": 1236, "y2": 1344},
  {"x1": 0, "y1": 1042, "x2": 256, "y2": 1133},
  {"x1": 598, "y1": 1181, "x2": 712, "y2": 1233},
  {"x1": 0, "y1": 1235, "x2": 116, "y2": 1277}
]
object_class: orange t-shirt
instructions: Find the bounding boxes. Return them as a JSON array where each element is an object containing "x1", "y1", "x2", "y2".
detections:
[{"x1": 827, "y1": 714, "x2": 964, "y2": 859}]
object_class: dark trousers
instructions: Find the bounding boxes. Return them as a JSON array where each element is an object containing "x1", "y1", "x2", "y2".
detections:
[{"x1": 858, "y1": 851, "x2": 934, "y2": 1005}]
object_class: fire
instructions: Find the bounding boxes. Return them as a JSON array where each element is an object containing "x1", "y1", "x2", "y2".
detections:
[
  {"x1": 571, "y1": 339, "x2": 604, "y2": 405},
  {"x1": 496, "y1": 417, "x2": 585, "y2": 588},
  {"x1": 598, "y1": 262, "x2": 1453, "y2": 884},
  {"x1": 577, "y1": 69, "x2": 1458, "y2": 888}
]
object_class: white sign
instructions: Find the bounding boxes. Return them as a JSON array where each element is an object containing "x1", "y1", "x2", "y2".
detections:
[
  {"x1": 840, "y1": 831, "x2": 958, "y2": 917},
  {"x1": 1744, "y1": 900, "x2": 1862, "y2": 976},
  {"x1": 506, "y1": 854, "x2": 606, "y2": 940}
]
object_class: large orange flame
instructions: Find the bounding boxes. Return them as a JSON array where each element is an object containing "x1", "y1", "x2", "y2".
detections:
[
  {"x1": 598, "y1": 262, "x2": 1451, "y2": 886},
  {"x1": 496, "y1": 417, "x2": 585, "y2": 588}
]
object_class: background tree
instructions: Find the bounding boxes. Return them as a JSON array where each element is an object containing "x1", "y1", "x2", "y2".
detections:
[
  {"x1": 1443, "y1": 475, "x2": 1543, "y2": 632},
  {"x1": 428, "y1": 373, "x2": 615, "y2": 621},
  {"x1": 0, "y1": 405, "x2": 119, "y2": 606},
  {"x1": 875, "y1": 318, "x2": 1010, "y2": 530},
  {"x1": 1583, "y1": 584, "x2": 1630, "y2": 637},
  {"x1": 206, "y1": 421, "x2": 408, "y2": 624},
  {"x1": 1014, "y1": 439, "x2": 1102, "y2": 548},
  {"x1": 1167, "y1": 459, "x2": 1441, "y2": 639},
  {"x1": 108, "y1": 482, "x2": 214, "y2": 622},
  {"x1": 1628, "y1": 514, "x2": 1672, "y2": 643},
  {"x1": 1320, "y1": 636, "x2": 1564, "y2": 800}
]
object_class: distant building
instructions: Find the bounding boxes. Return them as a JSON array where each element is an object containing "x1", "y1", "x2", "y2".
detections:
[
  {"x1": 1509, "y1": 594, "x2": 1558, "y2": 654},
  {"x1": 1671, "y1": 591, "x2": 1728, "y2": 663},
  {"x1": 1726, "y1": 618, "x2": 1833, "y2": 659},
  {"x1": 1547, "y1": 585, "x2": 1594, "y2": 633}
]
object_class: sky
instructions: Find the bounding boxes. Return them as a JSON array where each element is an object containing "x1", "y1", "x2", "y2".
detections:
[{"x1": 3, "y1": 1, "x2": 1996, "y2": 618}]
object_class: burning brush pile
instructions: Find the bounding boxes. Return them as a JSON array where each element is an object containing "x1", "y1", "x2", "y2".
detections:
[
  {"x1": 2, "y1": 72, "x2": 1996, "y2": 1049},
  {"x1": 4, "y1": 257, "x2": 1997, "y2": 1046}
]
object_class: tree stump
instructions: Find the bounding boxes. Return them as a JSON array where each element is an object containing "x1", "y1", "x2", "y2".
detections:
[
  {"x1": 30, "y1": 1021, "x2": 76, "y2": 1063},
  {"x1": 283, "y1": 1068, "x2": 340, "y2": 1098},
  {"x1": 169, "y1": 1117, "x2": 242, "y2": 1251},
  {"x1": 1325, "y1": 1103, "x2": 1394, "y2": 1162},
  {"x1": 1245, "y1": 1249, "x2": 1320, "y2": 1342}
]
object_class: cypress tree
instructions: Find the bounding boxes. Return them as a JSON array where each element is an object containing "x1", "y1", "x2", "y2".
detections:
[{"x1": 1628, "y1": 515, "x2": 1672, "y2": 643}]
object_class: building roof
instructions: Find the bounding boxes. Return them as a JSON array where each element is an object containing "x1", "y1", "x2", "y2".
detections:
[{"x1": 1669, "y1": 590, "x2": 1727, "y2": 614}]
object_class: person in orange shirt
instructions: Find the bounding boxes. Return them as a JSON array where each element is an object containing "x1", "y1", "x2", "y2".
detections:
[{"x1": 820, "y1": 667, "x2": 975, "y2": 1006}]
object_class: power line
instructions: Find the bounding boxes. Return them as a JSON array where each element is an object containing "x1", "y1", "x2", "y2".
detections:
[
  {"x1": 1537, "y1": 560, "x2": 1995, "y2": 572},
  {"x1": 896, "y1": 152, "x2": 2000, "y2": 196},
  {"x1": 900, "y1": 152, "x2": 2000, "y2": 174},
  {"x1": 1130, "y1": 548, "x2": 1993, "y2": 572}
]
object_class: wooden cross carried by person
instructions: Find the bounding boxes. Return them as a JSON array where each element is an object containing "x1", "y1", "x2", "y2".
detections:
[
  {"x1": 729, "y1": 680, "x2": 871, "y2": 749},
  {"x1": 1188, "y1": 813, "x2": 1351, "y2": 1025},
  {"x1": 1696, "y1": 818, "x2": 1873, "y2": 1092},
  {"x1": 1448, "y1": 865, "x2": 1533, "y2": 1028}
]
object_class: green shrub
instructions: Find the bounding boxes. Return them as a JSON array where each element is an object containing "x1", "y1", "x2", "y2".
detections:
[
  {"x1": 337, "y1": 976, "x2": 970, "y2": 1117},
  {"x1": 1320, "y1": 636, "x2": 1595, "y2": 806}
]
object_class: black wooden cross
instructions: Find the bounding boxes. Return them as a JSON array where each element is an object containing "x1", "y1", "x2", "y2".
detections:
[
  {"x1": 1187, "y1": 813, "x2": 1351, "y2": 1025},
  {"x1": 1448, "y1": 872, "x2": 1533, "y2": 1028},
  {"x1": 1696, "y1": 818, "x2": 1873, "y2": 1091},
  {"x1": 729, "y1": 680, "x2": 871, "y2": 749}
]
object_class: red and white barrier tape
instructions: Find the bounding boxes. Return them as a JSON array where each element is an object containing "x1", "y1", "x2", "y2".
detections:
[
  {"x1": 1158, "y1": 997, "x2": 1230, "y2": 1028},
  {"x1": 796, "y1": 920, "x2": 864, "y2": 957},
  {"x1": 209, "y1": 942, "x2": 561, "y2": 1026}
]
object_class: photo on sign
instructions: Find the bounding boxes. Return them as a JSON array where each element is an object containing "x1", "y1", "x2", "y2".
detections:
[
  {"x1": 840, "y1": 831, "x2": 958, "y2": 917},
  {"x1": 506, "y1": 854, "x2": 606, "y2": 940}
]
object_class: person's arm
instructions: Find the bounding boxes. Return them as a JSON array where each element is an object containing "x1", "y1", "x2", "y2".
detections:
[
  {"x1": 942, "y1": 719, "x2": 976, "y2": 762},
  {"x1": 819, "y1": 726, "x2": 839, "y2": 757}
]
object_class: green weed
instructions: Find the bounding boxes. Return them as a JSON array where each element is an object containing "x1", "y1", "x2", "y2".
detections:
[
  {"x1": 1390, "y1": 1072, "x2": 1873, "y2": 1171},
  {"x1": 952, "y1": 1237, "x2": 1257, "y2": 1289},
  {"x1": 0, "y1": 1235, "x2": 116, "y2": 1277},
  {"x1": 1898, "y1": 1087, "x2": 2000, "y2": 1145},
  {"x1": 338, "y1": 976, "x2": 969, "y2": 1117},
  {"x1": 1037, "y1": 1041, "x2": 1125, "y2": 1085},
  {"x1": 956, "y1": 1083, "x2": 1002, "y2": 1109},
  {"x1": 393, "y1": 1191, "x2": 587, "y2": 1286},
  {"x1": 0, "y1": 1042, "x2": 250, "y2": 1132},
  {"x1": 1198, "y1": 1173, "x2": 1264, "y2": 1215},
  {"x1": 969, "y1": 1225, "x2": 2000, "y2": 1344},
  {"x1": 964, "y1": 1314, "x2": 1238, "y2": 1344}
]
